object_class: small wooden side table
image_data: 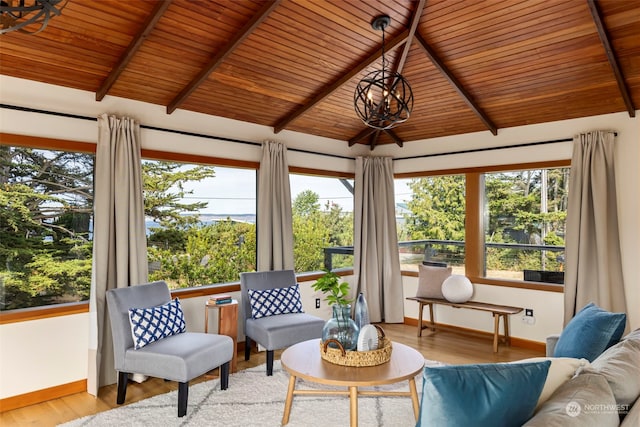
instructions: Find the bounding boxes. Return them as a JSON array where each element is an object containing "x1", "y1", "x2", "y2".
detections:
[{"x1": 204, "y1": 299, "x2": 238, "y2": 373}]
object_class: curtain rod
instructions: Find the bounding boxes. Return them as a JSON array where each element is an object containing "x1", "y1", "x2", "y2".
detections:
[
  {"x1": 1, "y1": 104, "x2": 617, "y2": 162},
  {"x1": 0, "y1": 104, "x2": 356, "y2": 161},
  {"x1": 395, "y1": 131, "x2": 618, "y2": 161}
]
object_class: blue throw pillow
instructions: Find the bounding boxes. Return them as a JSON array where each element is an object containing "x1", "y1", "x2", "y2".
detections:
[
  {"x1": 417, "y1": 361, "x2": 551, "y2": 427},
  {"x1": 128, "y1": 298, "x2": 186, "y2": 350},
  {"x1": 554, "y1": 302, "x2": 626, "y2": 361},
  {"x1": 248, "y1": 284, "x2": 304, "y2": 319}
]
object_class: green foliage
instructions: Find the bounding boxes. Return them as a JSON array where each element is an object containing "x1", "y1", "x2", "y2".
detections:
[
  {"x1": 1, "y1": 150, "x2": 221, "y2": 310},
  {"x1": 401, "y1": 169, "x2": 569, "y2": 276},
  {"x1": 291, "y1": 191, "x2": 353, "y2": 273},
  {"x1": 404, "y1": 176, "x2": 466, "y2": 241},
  {"x1": 142, "y1": 160, "x2": 216, "y2": 228},
  {"x1": 1, "y1": 147, "x2": 95, "y2": 310},
  {"x1": 292, "y1": 190, "x2": 320, "y2": 216},
  {"x1": 148, "y1": 220, "x2": 256, "y2": 288},
  {"x1": 311, "y1": 270, "x2": 352, "y2": 306}
]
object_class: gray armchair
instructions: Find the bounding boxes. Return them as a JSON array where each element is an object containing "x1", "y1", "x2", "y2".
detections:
[
  {"x1": 240, "y1": 270, "x2": 324, "y2": 375},
  {"x1": 106, "y1": 281, "x2": 233, "y2": 417}
]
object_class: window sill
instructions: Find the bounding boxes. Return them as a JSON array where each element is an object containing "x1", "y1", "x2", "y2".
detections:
[
  {"x1": 0, "y1": 301, "x2": 90, "y2": 325},
  {"x1": 401, "y1": 270, "x2": 564, "y2": 293},
  {"x1": 1, "y1": 270, "x2": 357, "y2": 324}
]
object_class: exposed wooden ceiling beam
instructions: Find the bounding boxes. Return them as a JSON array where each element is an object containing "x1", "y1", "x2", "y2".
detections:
[
  {"x1": 587, "y1": 0, "x2": 635, "y2": 117},
  {"x1": 384, "y1": 129, "x2": 403, "y2": 147},
  {"x1": 394, "y1": 0, "x2": 425, "y2": 75},
  {"x1": 273, "y1": 29, "x2": 411, "y2": 134},
  {"x1": 349, "y1": 127, "x2": 376, "y2": 146},
  {"x1": 166, "y1": 0, "x2": 281, "y2": 114},
  {"x1": 96, "y1": 0, "x2": 172, "y2": 101},
  {"x1": 415, "y1": 33, "x2": 498, "y2": 135},
  {"x1": 369, "y1": 130, "x2": 381, "y2": 150}
]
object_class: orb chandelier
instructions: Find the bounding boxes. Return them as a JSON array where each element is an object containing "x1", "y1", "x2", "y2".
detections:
[
  {"x1": 354, "y1": 15, "x2": 413, "y2": 130},
  {"x1": 0, "y1": 0, "x2": 67, "y2": 35}
]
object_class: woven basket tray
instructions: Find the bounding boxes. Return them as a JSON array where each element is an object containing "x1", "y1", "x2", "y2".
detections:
[{"x1": 320, "y1": 325, "x2": 392, "y2": 367}]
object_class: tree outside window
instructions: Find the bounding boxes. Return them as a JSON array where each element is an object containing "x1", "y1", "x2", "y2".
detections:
[{"x1": 1, "y1": 146, "x2": 94, "y2": 310}]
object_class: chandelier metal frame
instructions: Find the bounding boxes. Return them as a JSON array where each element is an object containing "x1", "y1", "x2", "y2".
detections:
[
  {"x1": 354, "y1": 15, "x2": 413, "y2": 130},
  {"x1": 0, "y1": 0, "x2": 67, "y2": 35}
]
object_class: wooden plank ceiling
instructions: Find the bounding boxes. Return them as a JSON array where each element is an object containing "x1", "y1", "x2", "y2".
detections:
[{"x1": 1, "y1": 0, "x2": 638, "y2": 149}]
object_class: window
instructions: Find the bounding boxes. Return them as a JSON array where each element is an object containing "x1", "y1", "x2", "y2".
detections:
[
  {"x1": 290, "y1": 174, "x2": 354, "y2": 272},
  {"x1": 1, "y1": 140, "x2": 259, "y2": 310},
  {"x1": 483, "y1": 168, "x2": 568, "y2": 283},
  {"x1": 144, "y1": 160, "x2": 257, "y2": 289},
  {"x1": 1, "y1": 145, "x2": 94, "y2": 310},
  {"x1": 396, "y1": 175, "x2": 466, "y2": 273},
  {"x1": 396, "y1": 161, "x2": 569, "y2": 289}
]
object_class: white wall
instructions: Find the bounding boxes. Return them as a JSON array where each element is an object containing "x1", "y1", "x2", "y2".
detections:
[
  {"x1": 1, "y1": 76, "x2": 638, "y2": 400},
  {"x1": 403, "y1": 277, "x2": 564, "y2": 342},
  {"x1": 0, "y1": 313, "x2": 89, "y2": 398}
]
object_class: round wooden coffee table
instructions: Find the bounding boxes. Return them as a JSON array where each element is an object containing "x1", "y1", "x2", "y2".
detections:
[{"x1": 280, "y1": 338, "x2": 424, "y2": 426}]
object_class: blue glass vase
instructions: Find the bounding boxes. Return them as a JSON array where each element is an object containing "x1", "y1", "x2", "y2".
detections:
[
  {"x1": 322, "y1": 304, "x2": 359, "y2": 350},
  {"x1": 354, "y1": 292, "x2": 370, "y2": 329}
]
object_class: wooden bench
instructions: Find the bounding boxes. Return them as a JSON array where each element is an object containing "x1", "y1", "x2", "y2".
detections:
[{"x1": 406, "y1": 296, "x2": 524, "y2": 352}]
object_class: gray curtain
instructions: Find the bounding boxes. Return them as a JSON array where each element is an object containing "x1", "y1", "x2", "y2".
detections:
[
  {"x1": 564, "y1": 130, "x2": 627, "y2": 325},
  {"x1": 87, "y1": 114, "x2": 148, "y2": 395},
  {"x1": 354, "y1": 156, "x2": 403, "y2": 323},
  {"x1": 256, "y1": 140, "x2": 294, "y2": 271}
]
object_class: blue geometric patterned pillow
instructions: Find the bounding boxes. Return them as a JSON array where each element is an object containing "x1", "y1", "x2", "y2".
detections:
[
  {"x1": 248, "y1": 284, "x2": 304, "y2": 319},
  {"x1": 128, "y1": 298, "x2": 186, "y2": 350}
]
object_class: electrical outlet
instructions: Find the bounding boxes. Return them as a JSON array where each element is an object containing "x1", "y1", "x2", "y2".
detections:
[
  {"x1": 525, "y1": 308, "x2": 533, "y2": 317},
  {"x1": 315, "y1": 298, "x2": 320, "y2": 309}
]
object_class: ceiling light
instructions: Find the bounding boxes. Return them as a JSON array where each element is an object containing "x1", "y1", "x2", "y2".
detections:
[
  {"x1": 354, "y1": 15, "x2": 413, "y2": 130},
  {"x1": 0, "y1": 0, "x2": 67, "y2": 35}
]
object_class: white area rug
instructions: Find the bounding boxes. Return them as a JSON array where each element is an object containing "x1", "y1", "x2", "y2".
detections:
[{"x1": 61, "y1": 359, "x2": 443, "y2": 427}]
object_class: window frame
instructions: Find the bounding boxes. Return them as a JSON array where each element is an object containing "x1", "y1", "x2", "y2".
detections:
[
  {"x1": 396, "y1": 159, "x2": 570, "y2": 293},
  {"x1": 289, "y1": 169, "x2": 355, "y2": 273}
]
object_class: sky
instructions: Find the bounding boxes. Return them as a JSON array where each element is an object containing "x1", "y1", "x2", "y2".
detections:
[{"x1": 179, "y1": 166, "x2": 413, "y2": 215}]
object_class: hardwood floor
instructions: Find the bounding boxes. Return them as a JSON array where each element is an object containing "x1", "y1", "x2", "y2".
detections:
[{"x1": 0, "y1": 323, "x2": 544, "y2": 426}]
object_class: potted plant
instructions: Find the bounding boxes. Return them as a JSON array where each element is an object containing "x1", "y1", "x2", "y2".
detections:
[
  {"x1": 312, "y1": 270, "x2": 359, "y2": 350},
  {"x1": 311, "y1": 270, "x2": 352, "y2": 307}
]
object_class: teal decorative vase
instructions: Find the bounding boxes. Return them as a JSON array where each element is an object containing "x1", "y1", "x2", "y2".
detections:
[
  {"x1": 354, "y1": 292, "x2": 370, "y2": 329},
  {"x1": 322, "y1": 304, "x2": 359, "y2": 350}
]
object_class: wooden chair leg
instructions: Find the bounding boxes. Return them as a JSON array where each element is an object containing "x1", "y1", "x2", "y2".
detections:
[
  {"x1": 220, "y1": 361, "x2": 230, "y2": 390},
  {"x1": 266, "y1": 350, "x2": 274, "y2": 376},
  {"x1": 178, "y1": 382, "x2": 189, "y2": 417},
  {"x1": 245, "y1": 337, "x2": 252, "y2": 361},
  {"x1": 116, "y1": 371, "x2": 128, "y2": 404}
]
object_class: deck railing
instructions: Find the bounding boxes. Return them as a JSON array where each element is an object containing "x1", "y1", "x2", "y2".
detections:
[{"x1": 323, "y1": 239, "x2": 565, "y2": 284}]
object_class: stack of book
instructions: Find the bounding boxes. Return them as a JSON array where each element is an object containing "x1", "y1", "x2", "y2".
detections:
[{"x1": 210, "y1": 295, "x2": 233, "y2": 305}]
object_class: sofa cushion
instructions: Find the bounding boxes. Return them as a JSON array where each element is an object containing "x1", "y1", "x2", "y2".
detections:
[
  {"x1": 620, "y1": 397, "x2": 640, "y2": 427},
  {"x1": 622, "y1": 327, "x2": 640, "y2": 343},
  {"x1": 512, "y1": 357, "x2": 590, "y2": 409},
  {"x1": 416, "y1": 264, "x2": 451, "y2": 299},
  {"x1": 523, "y1": 373, "x2": 619, "y2": 427},
  {"x1": 128, "y1": 298, "x2": 186, "y2": 350},
  {"x1": 418, "y1": 361, "x2": 550, "y2": 427},
  {"x1": 554, "y1": 302, "x2": 626, "y2": 361},
  {"x1": 248, "y1": 284, "x2": 304, "y2": 319},
  {"x1": 580, "y1": 339, "x2": 640, "y2": 410}
]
